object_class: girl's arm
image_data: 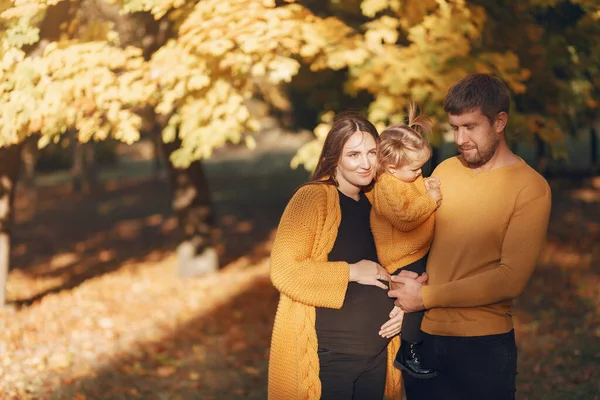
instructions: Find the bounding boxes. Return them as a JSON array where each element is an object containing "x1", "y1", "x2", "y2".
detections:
[{"x1": 373, "y1": 174, "x2": 437, "y2": 232}]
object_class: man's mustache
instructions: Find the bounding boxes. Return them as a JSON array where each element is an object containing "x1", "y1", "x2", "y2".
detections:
[{"x1": 458, "y1": 146, "x2": 476, "y2": 151}]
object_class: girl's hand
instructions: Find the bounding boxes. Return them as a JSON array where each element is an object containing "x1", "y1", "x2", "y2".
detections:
[
  {"x1": 427, "y1": 187, "x2": 443, "y2": 207},
  {"x1": 424, "y1": 176, "x2": 441, "y2": 190}
]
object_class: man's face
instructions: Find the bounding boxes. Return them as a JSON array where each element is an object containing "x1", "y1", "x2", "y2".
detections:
[{"x1": 449, "y1": 109, "x2": 500, "y2": 168}]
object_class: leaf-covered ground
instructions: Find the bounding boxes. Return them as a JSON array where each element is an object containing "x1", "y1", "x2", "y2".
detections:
[{"x1": 0, "y1": 149, "x2": 598, "y2": 400}]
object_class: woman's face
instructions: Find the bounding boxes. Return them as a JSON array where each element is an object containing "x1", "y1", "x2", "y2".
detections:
[{"x1": 335, "y1": 131, "x2": 377, "y2": 196}]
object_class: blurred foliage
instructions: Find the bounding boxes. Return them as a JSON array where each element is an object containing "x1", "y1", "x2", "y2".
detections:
[
  {"x1": 292, "y1": 0, "x2": 600, "y2": 169},
  {"x1": 0, "y1": 0, "x2": 599, "y2": 170}
]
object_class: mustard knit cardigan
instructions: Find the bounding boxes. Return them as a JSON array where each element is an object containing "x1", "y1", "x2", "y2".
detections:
[{"x1": 268, "y1": 183, "x2": 402, "y2": 400}]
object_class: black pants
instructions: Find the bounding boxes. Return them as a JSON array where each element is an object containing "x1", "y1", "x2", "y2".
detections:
[
  {"x1": 397, "y1": 257, "x2": 427, "y2": 343},
  {"x1": 403, "y1": 330, "x2": 518, "y2": 400},
  {"x1": 318, "y1": 347, "x2": 387, "y2": 400}
]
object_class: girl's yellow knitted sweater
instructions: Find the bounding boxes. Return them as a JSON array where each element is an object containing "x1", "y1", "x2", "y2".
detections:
[
  {"x1": 371, "y1": 173, "x2": 437, "y2": 273},
  {"x1": 268, "y1": 183, "x2": 402, "y2": 400}
]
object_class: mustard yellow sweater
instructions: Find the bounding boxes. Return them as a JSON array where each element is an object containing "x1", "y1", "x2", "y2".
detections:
[
  {"x1": 371, "y1": 174, "x2": 437, "y2": 273},
  {"x1": 268, "y1": 183, "x2": 402, "y2": 400},
  {"x1": 422, "y1": 157, "x2": 552, "y2": 336}
]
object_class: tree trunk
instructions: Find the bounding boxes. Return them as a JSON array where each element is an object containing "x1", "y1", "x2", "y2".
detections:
[
  {"x1": 72, "y1": 141, "x2": 85, "y2": 193},
  {"x1": 534, "y1": 134, "x2": 548, "y2": 174},
  {"x1": 159, "y1": 138, "x2": 219, "y2": 277},
  {"x1": 151, "y1": 126, "x2": 164, "y2": 181},
  {"x1": 83, "y1": 143, "x2": 98, "y2": 193},
  {"x1": 21, "y1": 140, "x2": 38, "y2": 216},
  {"x1": 21, "y1": 141, "x2": 37, "y2": 190},
  {"x1": 0, "y1": 144, "x2": 23, "y2": 306},
  {"x1": 591, "y1": 127, "x2": 598, "y2": 167},
  {"x1": 72, "y1": 142, "x2": 98, "y2": 194}
]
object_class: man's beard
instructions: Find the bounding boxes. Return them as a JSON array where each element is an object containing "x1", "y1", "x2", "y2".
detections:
[{"x1": 458, "y1": 136, "x2": 500, "y2": 168}]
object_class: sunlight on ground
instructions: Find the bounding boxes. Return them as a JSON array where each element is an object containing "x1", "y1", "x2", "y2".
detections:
[
  {"x1": 0, "y1": 253, "x2": 271, "y2": 399},
  {"x1": 539, "y1": 241, "x2": 595, "y2": 270}
]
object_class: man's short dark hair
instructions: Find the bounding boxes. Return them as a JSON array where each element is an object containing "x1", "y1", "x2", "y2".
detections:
[{"x1": 443, "y1": 74, "x2": 511, "y2": 124}]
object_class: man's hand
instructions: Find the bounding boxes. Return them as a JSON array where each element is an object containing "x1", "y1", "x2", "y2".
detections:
[{"x1": 388, "y1": 274, "x2": 426, "y2": 312}]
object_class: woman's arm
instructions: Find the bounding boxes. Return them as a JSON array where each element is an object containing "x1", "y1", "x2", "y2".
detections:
[{"x1": 269, "y1": 185, "x2": 350, "y2": 309}]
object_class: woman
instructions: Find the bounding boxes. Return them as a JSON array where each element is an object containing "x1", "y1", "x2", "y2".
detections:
[{"x1": 268, "y1": 113, "x2": 406, "y2": 399}]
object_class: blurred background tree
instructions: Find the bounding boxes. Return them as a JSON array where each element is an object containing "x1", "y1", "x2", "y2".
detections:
[
  {"x1": 0, "y1": 0, "x2": 599, "y2": 305},
  {"x1": 292, "y1": 0, "x2": 600, "y2": 171}
]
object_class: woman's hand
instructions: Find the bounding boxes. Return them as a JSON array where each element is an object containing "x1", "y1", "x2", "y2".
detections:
[
  {"x1": 390, "y1": 270, "x2": 429, "y2": 291},
  {"x1": 379, "y1": 306, "x2": 404, "y2": 338},
  {"x1": 349, "y1": 260, "x2": 390, "y2": 289},
  {"x1": 417, "y1": 271, "x2": 429, "y2": 285}
]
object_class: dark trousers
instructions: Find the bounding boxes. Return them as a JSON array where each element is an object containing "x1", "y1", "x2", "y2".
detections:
[
  {"x1": 397, "y1": 257, "x2": 427, "y2": 343},
  {"x1": 403, "y1": 330, "x2": 518, "y2": 400},
  {"x1": 318, "y1": 347, "x2": 387, "y2": 400}
]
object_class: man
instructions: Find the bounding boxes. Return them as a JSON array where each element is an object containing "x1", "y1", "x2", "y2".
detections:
[{"x1": 388, "y1": 73, "x2": 552, "y2": 400}]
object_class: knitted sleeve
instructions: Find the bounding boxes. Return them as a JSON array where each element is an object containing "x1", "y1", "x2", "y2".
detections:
[
  {"x1": 269, "y1": 185, "x2": 349, "y2": 309},
  {"x1": 373, "y1": 174, "x2": 437, "y2": 232},
  {"x1": 422, "y1": 184, "x2": 551, "y2": 308}
]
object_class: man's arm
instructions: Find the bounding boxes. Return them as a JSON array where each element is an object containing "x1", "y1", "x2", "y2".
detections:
[
  {"x1": 421, "y1": 187, "x2": 551, "y2": 308},
  {"x1": 390, "y1": 186, "x2": 551, "y2": 311}
]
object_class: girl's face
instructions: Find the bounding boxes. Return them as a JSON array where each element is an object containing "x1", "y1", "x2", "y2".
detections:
[
  {"x1": 335, "y1": 131, "x2": 378, "y2": 198},
  {"x1": 388, "y1": 149, "x2": 430, "y2": 183}
]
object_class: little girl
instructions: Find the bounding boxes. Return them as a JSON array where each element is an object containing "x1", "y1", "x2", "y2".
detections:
[{"x1": 371, "y1": 104, "x2": 442, "y2": 379}]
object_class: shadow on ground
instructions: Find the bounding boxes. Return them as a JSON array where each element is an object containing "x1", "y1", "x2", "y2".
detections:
[
  {"x1": 8, "y1": 150, "x2": 309, "y2": 307},
  {"x1": 50, "y1": 275, "x2": 278, "y2": 400}
]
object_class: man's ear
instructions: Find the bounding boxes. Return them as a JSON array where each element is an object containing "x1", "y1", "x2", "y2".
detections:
[{"x1": 495, "y1": 112, "x2": 509, "y2": 134}]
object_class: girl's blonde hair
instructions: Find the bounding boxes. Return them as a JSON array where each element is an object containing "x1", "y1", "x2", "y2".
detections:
[{"x1": 376, "y1": 103, "x2": 433, "y2": 176}]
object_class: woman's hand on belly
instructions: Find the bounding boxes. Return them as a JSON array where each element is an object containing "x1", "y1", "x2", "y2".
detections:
[
  {"x1": 349, "y1": 259, "x2": 391, "y2": 289},
  {"x1": 378, "y1": 305, "x2": 404, "y2": 338}
]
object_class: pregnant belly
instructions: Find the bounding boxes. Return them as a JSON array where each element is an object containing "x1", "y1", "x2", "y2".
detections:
[{"x1": 315, "y1": 283, "x2": 394, "y2": 356}]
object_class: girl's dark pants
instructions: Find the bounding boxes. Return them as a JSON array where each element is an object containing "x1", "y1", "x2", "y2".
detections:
[{"x1": 396, "y1": 256, "x2": 427, "y2": 343}]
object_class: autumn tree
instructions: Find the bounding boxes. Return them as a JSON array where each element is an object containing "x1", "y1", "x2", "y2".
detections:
[
  {"x1": 291, "y1": 0, "x2": 600, "y2": 172},
  {"x1": 292, "y1": 0, "x2": 534, "y2": 169},
  {"x1": 475, "y1": 0, "x2": 600, "y2": 171},
  {"x1": 0, "y1": 0, "x2": 386, "y2": 304}
]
